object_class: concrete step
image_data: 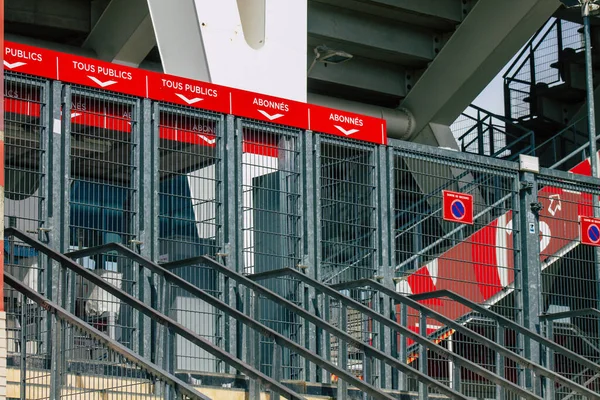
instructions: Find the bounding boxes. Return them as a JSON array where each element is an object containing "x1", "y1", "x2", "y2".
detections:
[{"x1": 7, "y1": 367, "x2": 335, "y2": 400}]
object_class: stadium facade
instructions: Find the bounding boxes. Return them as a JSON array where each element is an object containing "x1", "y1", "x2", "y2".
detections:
[{"x1": 0, "y1": 1, "x2": 600, "y2": 399}]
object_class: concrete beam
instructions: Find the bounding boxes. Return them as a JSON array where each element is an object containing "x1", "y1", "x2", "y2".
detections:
[
  {"x1": 308, "y1": 2, "x2": 436, "y2": 64},
  {"x1": 5, "y1": 0, "x2": 90, "y2": 32},
  {"x1": 83, "y1": 0, "x2": 156, "y2": 67},
  {"x1": 401, "y1": 0, "x2": 561, "y2": 143}
]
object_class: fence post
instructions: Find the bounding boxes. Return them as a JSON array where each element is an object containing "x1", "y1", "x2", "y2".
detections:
[
  {"x1": 518, "y1": 156, "x2": 542, "y2": 395},
  {"x1": 377, "y1": 145, "x2": 393, "y2": 391},
  {"x1": 137, "y1": 98, "x2": 154, "y2": 359},
  {"x1": 303, "y1": 130, "x2": 318, "y2": 383}
]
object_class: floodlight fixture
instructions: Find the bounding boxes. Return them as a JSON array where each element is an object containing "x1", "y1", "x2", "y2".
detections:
[{"x1": 307, "y1": 45, "x2": 353, "y2": 74}]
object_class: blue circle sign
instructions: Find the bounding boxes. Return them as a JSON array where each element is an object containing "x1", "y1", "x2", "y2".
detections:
[
  {"x1": 588, "y1": 224, "x2": 600, "y2": 244},
  {"x1": 451, "y1": 199, "x2": 466, "y2": 220}
]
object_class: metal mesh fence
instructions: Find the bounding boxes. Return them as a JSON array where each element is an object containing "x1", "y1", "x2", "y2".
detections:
[
  {"x1": 156, "y1": 104, "x2": 224, "y2": 373},
  {"x1": 391, "y1": 146, "x2": 523, "y2": 396},
  {"x1": 67, "y1": 87, "x2": 139, "y2": 354},
  {"x1": 4, "y1": 286, "x2": 198, "y2": 400},
  {"x1": 537, "y1": 174, "x2": 600, "y2": 398},
  {"x1": 239, "y1": 119, "x2": 303, "y2": 379},
  {"x1": 318, "y1": 136, "x2": 377, "y2": 286},
  {"x1": 505, "y1": 19, "x2": 584, "y2": 121}
]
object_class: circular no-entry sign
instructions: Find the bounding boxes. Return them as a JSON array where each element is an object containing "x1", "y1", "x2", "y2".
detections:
[
  {"x1": 450, "y1": 199, "x2": 466, "y2": 221},
  {"x1": 587, "y1": 224, "x2": 600, "y2": 244}
]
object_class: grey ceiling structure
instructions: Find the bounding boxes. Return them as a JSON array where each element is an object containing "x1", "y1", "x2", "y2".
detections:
[{"x1": 5, "y1": 0, "x2": 562, "y2": 144}]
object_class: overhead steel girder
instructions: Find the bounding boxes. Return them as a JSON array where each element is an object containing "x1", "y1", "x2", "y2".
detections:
[
  {"x1": 308, "y1": 2, "x2": 436, "y2": 64},
  {"x1": 311, "y1": 0, "x2": 465, "y2": 26},
  {"x1": 401, "y1": 0, "x2": 561, "y2": 142},
  {"x1": 83, "y1": 0, "x2": 156, "y2": 66},
  {"x1": 6, "y1": 0, "x2": 90, "y2": 32},
  {"x1": 307, "y1": 49, "x2": 407, "y2": 98}
]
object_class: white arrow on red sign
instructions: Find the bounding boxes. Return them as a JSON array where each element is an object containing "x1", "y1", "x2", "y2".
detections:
[
  {"x1": 334, "y1": 125, "x2": 359, "y2": 136},
  {"x1": 88, "y1": 76, "x2": 117, "y2": 88},
  {"x1": 175, "y1": 93, "x2": 203, "y2": 105},
  {"x1": 258, "y1": 110, "x2": 284, "y2": 121},
  {"x1": 4, "y1": 61, "x2": 27, "y2": 70}
]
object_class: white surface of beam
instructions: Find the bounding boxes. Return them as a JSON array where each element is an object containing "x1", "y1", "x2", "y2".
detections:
[{"x1": 147, "y1": 0, "x2": 211, "y2": 82}]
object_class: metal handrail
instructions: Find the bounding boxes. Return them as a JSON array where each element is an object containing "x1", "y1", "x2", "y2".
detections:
[
  {"x1": 550, "y1": 133, "x2": 600, "y2": 170},
  {"x1": 247, "y1": 267, "x2": 543, "y2": 400},
  {"x1": 408, "y1": 290, "x2": 600, "y2": 377},
  {"x1": 4, "y1": 272, "x2": 212, "y2": 400},
  {"x1": 456, "y1": 104, "x2": 535, "y2": 160},
  {"x1": 330, "y1": 280, "x2": 600, "y2": 399},
  {"x1": 64, "y1": 245, "x2": 406, "y2": 398},
  {"x1": 503, "y1": 19, "x2": 559, "y2": 81},
  {"x1": 5, "y1": 227, "x2": 307, "y2": 400},
  {"x1": 159, "y1": 255, "x2": 467, "y2": 400}
]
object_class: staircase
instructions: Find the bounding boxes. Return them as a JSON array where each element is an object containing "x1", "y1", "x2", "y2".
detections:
[
  {"x1": 457, "y1": 14, "x2": 600, "y2": 171},
  {"x1": 7, "y1": 226, "x2": 600, "y2": 399}
]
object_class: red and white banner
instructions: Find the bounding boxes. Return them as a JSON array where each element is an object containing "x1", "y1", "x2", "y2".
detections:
[
  {"x1": 152, "y1": 72, "x2": 230, "y2": 115},
  {"x1": 3, "y1": 41, "x2": 387, "y2": 145},
  {"x1": 309, "y1": 104, "x2": 387, "y2": 145},
  {"x1": 398, "y1": 156, "x2": 598, "y2": 341},
  {"x1": 4, "y1": 42, "x2": 57, "y2": 80},
  {"x1": 232, "y1": 89, "x2": 308, "y2": 129}
]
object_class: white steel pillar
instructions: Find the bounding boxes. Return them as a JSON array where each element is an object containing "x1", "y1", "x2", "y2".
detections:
[{"x1": 147, "y1": 0, "x2": 307, "y2": 101}]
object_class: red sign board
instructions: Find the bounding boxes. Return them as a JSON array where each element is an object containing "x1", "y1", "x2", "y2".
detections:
[
  {"x1": 153, "y1": 72, "x2": 230, "y2": 114},
  {"x1": 3, "y1": 40, "x2": 388, "y2": 145},
  {"x1": 580, "y1": 216, "x2": 600, "y2": 246},
  {"x1": 58, "y1": 54, "x2": 147, "y2": 98},
  {"x1": 231, "y1": 89, "x2": 308, "y2": 129},
  {"x1": 442, "y1": 190, "x2": 473, "y2": 224},
  {"x1": 4, "y1": 42, "x2": 57, "y2": 79},
  {"x1": 309, "y1": 104, "x2": 387, "y2": 145}
]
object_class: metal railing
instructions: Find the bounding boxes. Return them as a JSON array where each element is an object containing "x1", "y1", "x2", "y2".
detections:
[
  {"x1": 455, "y1": 104, "x2": 535, "y2": 159},
  {"x1": 504, "y1": 18, "x2": 584, "y2": 121},
  {"x1": 6, "y1": 227, "x2": 308, "y2": 400},
  {"x1": 4, "y1": 272, "x2": 210, "y2": 400},
  {"x1": 541, "y1": 309, "x2": 600, "y2": 400},
  {"x1": 249, "y1": 267, "x2": 550, "y2": 399},
  {"x1": 64, "y1": 241, "x2": 402, "y2": 399},
  {"x1": 338, "y1": 282, "x2": 600, "y2": 399}
]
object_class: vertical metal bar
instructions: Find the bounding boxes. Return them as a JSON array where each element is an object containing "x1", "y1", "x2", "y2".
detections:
[
  {"x1": 496, "y1": 324, "x2": 505, "y2": 400},
  {"x1": 418, "y1": 312, "x2": 428, "y2": 400},
  {"x1": 519, "y1": 170, "x2": 542, "y2": 395},
  {"x1": 19, "y1": 293, "x2": 26, "y2": 400},
  {"x1": 272, "y1": 341, "x2": 282, "y2": 400},
  {"x1": 49, "y1": 314, "x2": 61, "y2": 400},
  {"x1": 46, "y1": 81, "x2": 63, "y2": 375},
  {"x1": 449, "y1": 333, "x2": 460, "y2": 393},
  {"x1": 150, "y1": 102, "x2": 162, "y2": 367},
  {"x1": 303, "y1": 130, "x2": 317, "y2": 382},
  {"x1": 338, "y1": 303, "x2": 348, "y2": 400},
  {"x1": 58, "y1": 84, "x2": 72, "y2": 398},
  {"x1": 378, "y1": 146, "x2": 392, "y2": 390},
  {"x1": 399, "y1": 303, "x2": 408, "y2": 392},
  {"x1": 138, "y1": 98, "x2": 153, "y2": 359},
  {"x1": 581, "y1": 1, "x2": 600, "y2": 326},
  {"x1": 546, "y1": 320, "x2": 555, "y2": 400},
  {"x1": 248, "y1": 292, "x2": 260, "y2": 399},
  {"x1": 225, "y1": 114, "x2": 239, "y2": 366}
]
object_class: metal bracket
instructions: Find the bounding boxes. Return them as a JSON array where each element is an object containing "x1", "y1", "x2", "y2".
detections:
[
  {"x1": 530, "y1": 202, "x2": 543, "y2": 213},
  {"x1": 520, "y1": 181, "x2": 534, "y2": 191}
]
